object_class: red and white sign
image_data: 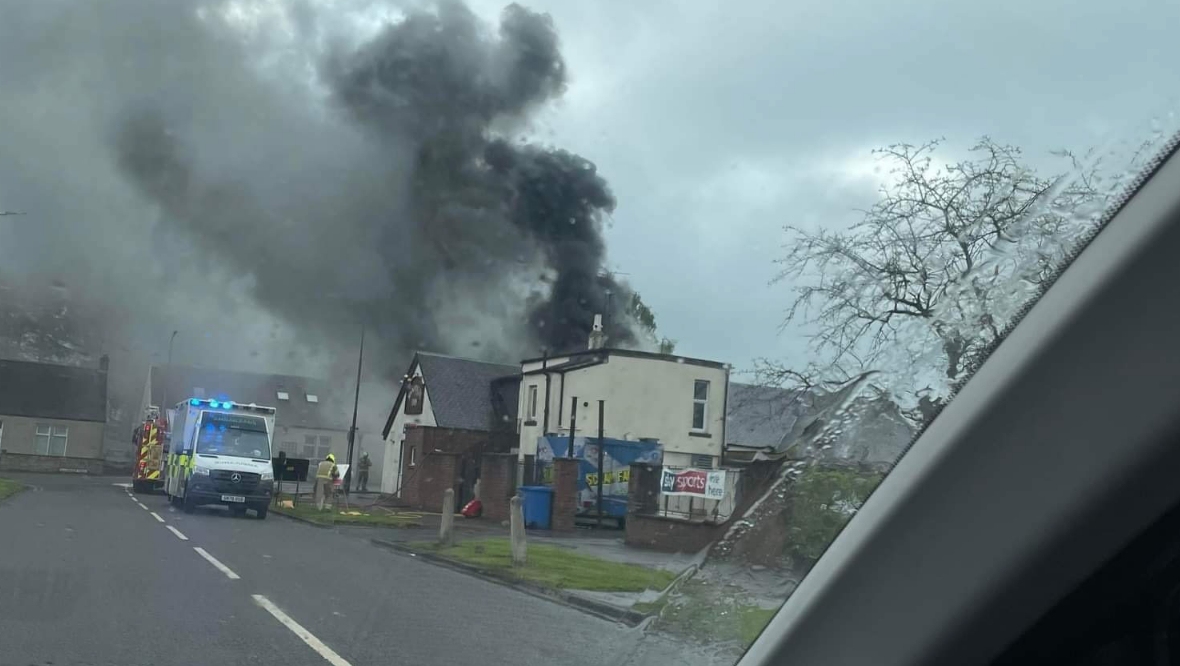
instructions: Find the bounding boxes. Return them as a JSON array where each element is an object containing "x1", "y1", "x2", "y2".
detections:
[{"x1": 660, "y1": 467, "x2": 726, "y2": 499}]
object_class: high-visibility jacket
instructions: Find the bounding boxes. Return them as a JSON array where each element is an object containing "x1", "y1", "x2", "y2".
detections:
[{"x1": 316, "y1": 460, "x2": 339, "y2": 481}]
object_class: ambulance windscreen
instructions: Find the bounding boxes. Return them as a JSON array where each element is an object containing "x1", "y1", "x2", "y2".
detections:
[{"x1": 195, "y1": 412, "x2": 271, "y2": 459}]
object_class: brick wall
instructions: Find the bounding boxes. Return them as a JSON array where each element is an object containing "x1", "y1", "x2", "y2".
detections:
[
  {"x1": 398, "y1": 426, "x2": 516, "y2": 511},
  {"x1": 624, "y1": 513, "x2": 727, "y2": 553},
  {"x1": 0, "y1": 451, "x2": 105, "y2": 474},
  {"x1": 479, "y1": 452, "x2": 517, "y2": 522},
  {"x1": 551, "y1": 457, "x2": 579, "y2": 532},
  {"x1": 628, "y1": 463, "x2": 662, "y2": 515}
]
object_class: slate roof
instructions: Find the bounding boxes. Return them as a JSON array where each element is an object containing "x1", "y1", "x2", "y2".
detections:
[
  {"x1": 415, "y1": 352, "x2": 519, "y2": 431},
  {"x1": 149, "y1": 365, "x2": 348, "y2": 431},
  {"x1": 383, "y1": 352, "x2": 520, "y2": 436},
  {"x1": 0, "y1": 358, "x2": 108, "y2": 422},
  {"x1": 725, "y1": 382, "x2": 810, "y2": 450},
  {"x1": 725, "y1": 376, "x2": 914, "y2": 467}
]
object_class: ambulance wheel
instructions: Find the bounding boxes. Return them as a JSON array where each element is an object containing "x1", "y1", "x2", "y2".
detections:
[
  {"x1": 254, "y1": 505, "x2": 268, "y2": 520},
  {"x1": 132, "y1": 480, "x2": 148, "y2": 494},
  {"x1": 182, "y1": 493, "x2": 195, "y2": 514}
]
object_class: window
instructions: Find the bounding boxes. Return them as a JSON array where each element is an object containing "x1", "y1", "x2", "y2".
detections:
[
  {"x1": 526, "y1": 385, "x2": 538, "y2": 420},
  {"x1": 277, "y1": 391, "x2": 289, "y2": 401},
  {"x1": 692, "y1": 380, "x2": 709, "y2": 431},
  {"x1": 691, "y1": 454, "x2": 715, "y2": 469},
  {"x1": 306, "y1": 393, "x2": 319, "y2": 403},
  {"x1": 35, "y1": 424, "x2": 69, "y2": 456},
  {"x1": 282, "y1": 441, "x2": 297, "y2": 455},
  {"x1": 302, "y1": 435, "x2": 317, "y2": 459},
  {"x1": 316, "y1": 436, "x2": 331, "y2": 460}
]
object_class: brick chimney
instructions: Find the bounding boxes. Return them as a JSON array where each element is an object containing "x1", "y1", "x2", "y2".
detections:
[{"x1": 588, "y1": 314, "x2": 606, "y2": 350}]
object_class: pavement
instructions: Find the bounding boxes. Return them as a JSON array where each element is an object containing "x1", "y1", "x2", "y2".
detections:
[{"x1": 0, "y1": 473, "x2": 730, "y2": 666}]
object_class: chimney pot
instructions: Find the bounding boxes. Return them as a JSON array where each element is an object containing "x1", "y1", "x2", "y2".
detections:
[{"x1": 588, "y1": 313, "x2": 606, "y2": 350}]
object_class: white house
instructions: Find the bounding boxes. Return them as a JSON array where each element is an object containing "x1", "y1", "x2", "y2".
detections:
[
  {"x1": 379, "y1": 351, "x2": 519, "y2": 495},
  {"x1": 517, "y1": 317, "x2": 729, "y2": 469}
]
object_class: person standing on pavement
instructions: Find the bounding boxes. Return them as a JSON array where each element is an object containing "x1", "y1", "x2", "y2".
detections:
[
  {"x1": 314, "y1": 453, "x2": 339, "y2": 510},
  {"x1": 357, "y1": 451, "x2": 372, "y2": 492}
]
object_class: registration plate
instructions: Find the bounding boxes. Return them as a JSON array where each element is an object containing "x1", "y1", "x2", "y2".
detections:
[{"x1": 221, "y1": 495, "x2": 246, "y2": 503}]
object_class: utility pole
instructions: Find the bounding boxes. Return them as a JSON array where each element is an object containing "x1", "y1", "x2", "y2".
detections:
[
  {"x1": 596, "y1": 399, "x2": 605, "y2": 527},
  {"x1": 162, "y1": 330, "x2": 178, "y2": 414},
  {"x1": 566, "y1": 397, "x2": 578, "y2": 458},
  {"x1": 345, "y1": 328, "x2": 365, "y2": 493}
]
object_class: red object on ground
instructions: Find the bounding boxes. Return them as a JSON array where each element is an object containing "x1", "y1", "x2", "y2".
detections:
[{"x1": 461, "y1": 499, "x2": 483, "y2": 518}]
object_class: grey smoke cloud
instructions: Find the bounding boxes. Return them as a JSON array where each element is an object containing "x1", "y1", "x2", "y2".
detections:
[{"x1": 1, "y1": 0, "x2": 639, "y2": 390}]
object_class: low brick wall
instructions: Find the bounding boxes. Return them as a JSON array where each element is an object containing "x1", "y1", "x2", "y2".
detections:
[
  {"x1": 552, "y1": 458, "x2": 579, "y2": 532},
  {"x1": 479, "y1": 453, "x2": 517, "y2": 523},
  {"x1": 624, "y1": 513, "x2": 727, "y2": 553},
  {"x1": 0, "y1": 450, "x2": 105, "y2": 474}
]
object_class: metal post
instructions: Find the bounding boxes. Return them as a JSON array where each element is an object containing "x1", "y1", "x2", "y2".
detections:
[
  {"x1": 345, "y1": 328, "x2": 365, "y2": 494},
  {"x1": 541, "y1": 348, "x2": 551, "y2": 434},
  {"x1": 596, "y1": 399, "x2": 605, "y2": 527},
  {"x1": 162, "y1": 330, "x2": 177, "y2": 413},
  {"x1": 566, "y1": 397, "x2": 578, "y2": 458}
]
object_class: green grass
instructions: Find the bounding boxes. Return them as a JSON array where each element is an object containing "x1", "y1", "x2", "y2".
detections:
[
  {"x1": 0, "y1": 478, "x2": 25, "y2": 502},
  {"x1": 272, "y1": 503, "x2": 422, "y2": 527},
  {"x1": 639, "y1": 579, "x2": 778, "y2": 649},
  {"x1": 410, "y1": 538, "x2": 678, "y2": 593}
]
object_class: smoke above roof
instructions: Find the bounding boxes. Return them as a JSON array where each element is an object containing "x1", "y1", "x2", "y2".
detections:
[{"x1": 0, "y1": 0, "x2": 640, "y2": 384}]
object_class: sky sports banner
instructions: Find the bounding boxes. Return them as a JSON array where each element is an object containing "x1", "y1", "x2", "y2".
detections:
[{"x1": 660, "y1": 467, "x2": 726, "y2": 499}]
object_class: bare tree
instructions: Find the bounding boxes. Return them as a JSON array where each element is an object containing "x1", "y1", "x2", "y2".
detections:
[{"x1": 762, "y1": 137, "x2": 1108, "y2": 414}]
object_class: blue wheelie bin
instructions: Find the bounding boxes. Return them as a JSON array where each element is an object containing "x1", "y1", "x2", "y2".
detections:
[{"x1": 519, "y1": 486, "x2": 554, "y2": 529}]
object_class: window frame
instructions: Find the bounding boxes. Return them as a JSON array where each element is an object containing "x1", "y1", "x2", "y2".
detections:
[
  {"x1": 526, "y1": 384, "x2": 538, "y2": 420},
  {"x1": 692, "y1": 379, "x2": 709, "y2": 431},
  {"x1": 34, "y1": 423, "x2": 69, "y2": 456}
]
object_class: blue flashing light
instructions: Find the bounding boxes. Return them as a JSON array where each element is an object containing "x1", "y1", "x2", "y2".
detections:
[
  {"x1": 210, "y1": 400, "x2": 221, "y2": 409},
  {"x1": 190, "y1": 399, "x2": 200, "y2": 406}
]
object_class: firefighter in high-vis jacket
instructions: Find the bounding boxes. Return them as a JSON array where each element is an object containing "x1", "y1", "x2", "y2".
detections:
[{"x1": 314, "y1": 453, "x2": 339, "y2": 510}]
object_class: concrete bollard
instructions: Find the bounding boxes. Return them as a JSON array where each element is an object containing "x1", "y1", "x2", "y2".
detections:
[
  {"x1": 439, "y1": 488, "x2": 455, "y2": 547},
  {"x1": 509, "y1": 494, "x2": 527, "y2": 566}
]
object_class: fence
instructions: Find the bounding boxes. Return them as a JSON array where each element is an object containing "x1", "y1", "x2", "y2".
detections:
[{"x1": 657, "y1": 467, "x2": 741, "y2": 522}]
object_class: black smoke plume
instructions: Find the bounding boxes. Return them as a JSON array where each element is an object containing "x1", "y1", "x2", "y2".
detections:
[{"x1": 110, "y1": 0, "x2": 637, "y2": 365}]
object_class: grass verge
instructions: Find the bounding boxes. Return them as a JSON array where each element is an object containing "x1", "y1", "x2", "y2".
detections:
[
  {"x1": 272, "y1": 503, "x2": 422, "y2": 527},
  {"x1": 409, "y1": 538, "x2": 677, "y2": 593},
  {"x1": 638, "y1": 579, "x2": 778, "y2": 649},
  {"x1": 0, "y1": 478, "x2": 25, "y2": 503}
]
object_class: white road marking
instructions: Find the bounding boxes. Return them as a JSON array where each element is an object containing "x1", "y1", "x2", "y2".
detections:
[
  {"x1": 150, "y1": 512, "x2": 165, "y2": 523},
  {"x1": 166, "y1": 525, "x2": 189, "y2": 541},
  {"x1": 194, "y1": 547, "x2": 240, "y2": 580},
  {"x1": 112, "y1": 483, "x2": 132, "y2": 489},
  {"x1": 137, "y1": 502, "x2": 149, "y2": 511},
  {"x1": 252, "y1": 595, "x2": 352, "y2": 666}
]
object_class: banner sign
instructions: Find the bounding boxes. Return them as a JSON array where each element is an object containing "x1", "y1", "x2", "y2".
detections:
[{"x1": 660, "y1": 467, "x2": 726, "y2": 499}]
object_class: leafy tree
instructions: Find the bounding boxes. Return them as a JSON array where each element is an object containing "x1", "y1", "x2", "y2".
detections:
[{"x1": 627, "y1": 289, "x2": 676, "y2": 354}]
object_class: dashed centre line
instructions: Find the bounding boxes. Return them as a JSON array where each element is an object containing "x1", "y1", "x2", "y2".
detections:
[
  {"x1": 149, "y1": 511, "x2": 165, "y2": 523},
  {"x1": 194, "y1": 547, "x2": 240, "y2": 580},
  {"x1": 165, "y1": 525, "x2": 189, "y2": 541},
  {"x1": 253, "y1": 594, "x2": 353, "y2": 666}
]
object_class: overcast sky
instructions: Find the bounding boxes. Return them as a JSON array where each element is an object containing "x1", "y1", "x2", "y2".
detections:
[
  {"x1": 461, "y1": 0, "x2": 1180, "y2": 370},
  {"x1": 2, "y1": 0, "x2": 1178, "y2": 383}
]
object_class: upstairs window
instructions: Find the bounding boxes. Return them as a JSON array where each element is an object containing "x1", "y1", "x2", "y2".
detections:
[{"x1": 692, "y1": 380, "x2": 709, "y2": 431}]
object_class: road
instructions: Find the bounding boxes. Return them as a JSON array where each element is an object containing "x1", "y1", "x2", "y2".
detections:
[{"x1": 0, "y1": 473, "x2": 718, "y2": 666}]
